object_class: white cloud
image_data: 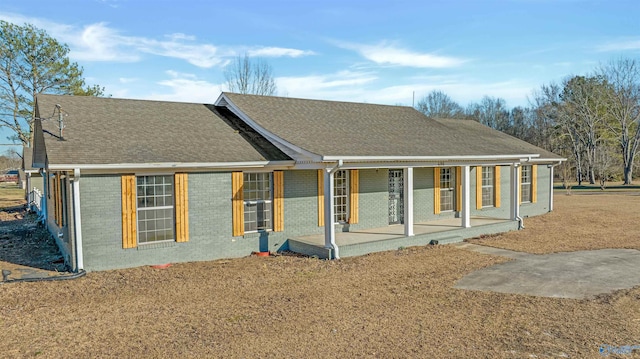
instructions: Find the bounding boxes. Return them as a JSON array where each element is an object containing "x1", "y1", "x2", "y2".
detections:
[
  {"x1": 0, "y1": 12, "x2": 313, "y2": 68},
  {"x1": 597, "y1": 39, "x2": 640, "y2": 52},
  {"x1": 247, "y1": 47, "x2": 315, "y2": 58},
  {"x1": 337, "y1": 41, "x2": 467, "y2": 68},
  {"x1": 119, "y1": 77, "x2": 138, "y2": 84},
  {"x1": 276, "y1": 71, "x2": 377, "y2": 100},
  {"x1": 144, "y1": 71, "x2": 222, "y2": 103}
]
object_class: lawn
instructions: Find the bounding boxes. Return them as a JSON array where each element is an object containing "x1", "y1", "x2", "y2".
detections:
[
  {"x1": 0, "y1": 182, "x2": 25, "y2": 210},
  {"x1": 1, "y1": 194, "x2": 639, "y2": 358}
]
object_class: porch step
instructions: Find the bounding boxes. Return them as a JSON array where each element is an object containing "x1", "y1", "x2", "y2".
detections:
[
  {"x1": 429, "y1": 236, "x2": 464, "y2": 245},
  {"x1": 288, "y1": 239, "x2": 333, "y2": 259}
]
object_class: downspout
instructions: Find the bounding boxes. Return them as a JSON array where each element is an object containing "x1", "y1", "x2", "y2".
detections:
[
  {"x1": 71, "y1": 168, "x2": 84, "y2": 271},
  {"x1": 39, "y1": 169, "x2": 47, "y2": 224},
  {"x1": 511, "y1": 163, "x2": 524, "y2": 230},
  {"x1": 326, "y1": 160, "x2": 343, "y2": 259}
]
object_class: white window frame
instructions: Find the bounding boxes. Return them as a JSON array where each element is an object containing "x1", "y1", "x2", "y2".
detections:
[
  {"x1": 136, "y1": 174, "x2": 175, "y2": 244},
  {"x1": 481, "y1": 166, "x2": 495, "y2": 208},
  {"x1": 333, "y1": 170, "x2": 349, "y2": 223},
  {"x1": 440, "y1": 167, "x2": 454, "y2": 212},
  {"x1": 521, "y1": 165, "x2": 532, "y2": 203},
  {"x1": 243, "y1": 172, "x2": 273, "y2": 233}
]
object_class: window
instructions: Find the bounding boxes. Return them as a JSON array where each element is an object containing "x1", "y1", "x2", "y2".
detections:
[
  {"x1": 243, "y1": 172, "x2": 272, "y2": 232},
  {"x1": 333, "y1": 170, "x2": 349, "y2": 223},
  {"x1": 440, "y1": 167, "x2": 454, "y2": 212},
  {"x1": 481, "y1": 167, "x2": 494, "y2": 207},
  {"x1": 521, "y1": 165, "x2": 532, "y2": 203},
  {"x1": 136, "y1": 175, "x2": 174, "y2": 243}
]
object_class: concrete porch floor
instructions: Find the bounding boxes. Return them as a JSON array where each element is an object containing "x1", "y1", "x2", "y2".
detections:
[{"x1": 293, "y1": 216, "x2": 511, "y2": 247}]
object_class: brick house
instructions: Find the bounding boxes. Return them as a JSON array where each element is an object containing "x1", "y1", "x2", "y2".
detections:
[{"x1": 31, "y1": 93, "x2": 563, "y2": 272}]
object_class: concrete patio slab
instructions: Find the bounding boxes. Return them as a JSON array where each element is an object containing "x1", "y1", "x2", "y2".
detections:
[{"x1": 454, "y1": 246, "x2": 640, "y2": 299}]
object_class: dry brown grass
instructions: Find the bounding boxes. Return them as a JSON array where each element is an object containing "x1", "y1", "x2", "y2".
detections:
[
  {"x1": 474, "y1": 193, "x2": 640, "y2": 253},
  {"x1": 1, "y1": 194, "x2": 640, "y2": 358}
]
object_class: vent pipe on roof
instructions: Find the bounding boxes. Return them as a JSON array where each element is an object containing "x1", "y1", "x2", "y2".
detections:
[{"x1": 56, "y1": 104, "x2": 65, "y2": 141}]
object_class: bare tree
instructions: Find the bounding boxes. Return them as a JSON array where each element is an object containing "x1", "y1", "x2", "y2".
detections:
[
  {"x1": 598, "y1": 58, "x2": 640, "y2": 184},
  {"x1": 465, "y1": 96, "x2": 510, "y2": 131},
  {"x1": 223, "y1": 54, "x2": 277, "y2": 96},
  {"x1": 415, "y1": 90, "x2": 464, "y2": 118}
]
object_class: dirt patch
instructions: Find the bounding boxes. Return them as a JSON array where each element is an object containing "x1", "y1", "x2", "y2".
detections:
[{"x1": 0, "y1": 193, "x2": 639, "y2": 358}]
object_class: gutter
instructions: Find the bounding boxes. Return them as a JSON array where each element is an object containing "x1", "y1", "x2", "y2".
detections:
[
  {"x1": 321, "y1": 154, "x2": 541, "y2": 162},
  {"x1": 47, "y1": 161, "x2": 291, "y2": 171}
]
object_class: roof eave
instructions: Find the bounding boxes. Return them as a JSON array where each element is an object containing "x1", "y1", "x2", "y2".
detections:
[
  {"x1": 47, "y1": 160, "x2": 295, "y2": 172},
  {"x1": 321, "y1": 154, "x2": 542, "y2": 162}
]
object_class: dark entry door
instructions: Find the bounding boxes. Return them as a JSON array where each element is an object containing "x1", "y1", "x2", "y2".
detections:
[{"x1": 388, "y1": 170, "x2": 404, "y2": 224}]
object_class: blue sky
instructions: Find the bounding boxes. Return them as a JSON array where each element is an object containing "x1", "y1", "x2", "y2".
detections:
[{"x1": 1, "y1": 0, "x2": 639, "y2": 150}]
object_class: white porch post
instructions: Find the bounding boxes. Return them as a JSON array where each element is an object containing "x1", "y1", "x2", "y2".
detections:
[
  {"x1": 510, "y1": 164, "x2": 520, "y2": 221},
  {"x1": 72, "y1": 168, "x2": 84, "y2": 270},
  {"x1": 403, "y1": 167, "x2": 414, "y2": 236},
  {"x1": 548, "y1": 165, "x2": 554, "y2": 212},
  {"x1": 461, "y1": 165, "x2": 471, "y2": 228},
  {"x1": 323, "y1": 169, "x2": 339, "y2": 259}
]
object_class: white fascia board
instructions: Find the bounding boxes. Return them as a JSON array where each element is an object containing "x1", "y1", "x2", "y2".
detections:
[
  {"x1": 527, "y1": 157, "x2": 566, "y2": 164},
  {"x1": 216, "y1": 94, "x2": 322, "y2": 162},
  {"x1": 48, "y1": 160, "x2": 295, "y2": 172},
  {"x1": 321, "y1": 154, "x2": 541, "y2": 162}
]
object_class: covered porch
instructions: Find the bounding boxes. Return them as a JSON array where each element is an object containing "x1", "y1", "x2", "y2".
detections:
[{"x1": 288, "y1": 216, "x2": 518, "y2": 259}]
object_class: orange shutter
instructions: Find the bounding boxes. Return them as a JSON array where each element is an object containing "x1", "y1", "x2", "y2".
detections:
[
  {"x1": 273, "y1": 171, "x2": 284, "y2": 232},
  {"x1": 455, "y1": 167, "x2": 462, "y2": 212},
  {"x1": 531, "y1": 165, "x2": 538, "y2": 203},
  {"x1": 175, "y1": 173, "x2": 189, "y2": 242},
  {"x1": 317, "y1": 170, "x2": 324, "y2": 226},
  {"x1": 494, "y1": 166, "x2": 501, "y2": 208},
  {"x1": 433, "y1": 167, "x2": 441, "y2": 214},
  {"x1": 232, "y1": 172, "x2": 244, "y2": 236},
  {"x1": 121, "y1": 175, "x2": 137, "y2": 249},
  {"x1": 348, "y1": 169, "x2": 359, "y2": 224},
  {"x1": 476, "y1": 166, "x2": 483, "y2": 209}
]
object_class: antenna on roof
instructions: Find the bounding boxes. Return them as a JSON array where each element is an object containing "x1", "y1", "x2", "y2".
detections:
[
  {"x1": 412, "y1": 91, "x2": 415, "y2": 108},
  {"x1": 55, "y1": 104, "x2": 66, "y2": 141}
]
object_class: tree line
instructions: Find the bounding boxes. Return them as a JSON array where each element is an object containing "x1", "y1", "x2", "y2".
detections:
[{"x1": 415, "y1": 58, "x2": 640, "y2": 186}]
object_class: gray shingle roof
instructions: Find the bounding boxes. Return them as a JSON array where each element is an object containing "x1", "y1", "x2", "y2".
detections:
[
  {"x1": 223, "y1": 93, "x2": 562, "y2": 160},
  {"x1": 35, "y1": 94, "x2": 290, "y2": 166}
]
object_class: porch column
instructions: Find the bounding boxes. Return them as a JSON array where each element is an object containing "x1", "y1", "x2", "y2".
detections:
[
  {"x1": 548, "y1": 165, "x2": 554, "y2": 212},
  {"x1": 323, "y1": 169, "x2": 339, "y2": 259},
  {"x1": 403, "y1": 167, "x2": 414, "y2": 236},
  {"x1": 72, "y1": 169, "x2": 84, "y2": 271},
  {"x1": 461, "y1": 165, "x2": 471, "y2": 228},
  {"x1": 510, "y1": 164, "x2": 520, "y2": 221}
]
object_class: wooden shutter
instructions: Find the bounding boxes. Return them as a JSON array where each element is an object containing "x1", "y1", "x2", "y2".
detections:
[
  {"x1": 531, "y1": 165, "x2": 538, "y2": 203},
  {"x1": 273, "y1": 171, "x2": 284, "y2": 232},
  {"x1": 121, "y1": 174, "x2": 137, "y2": 249},
  {"x1": 348, "y1": 169, "x2": 359, "y2": 224},
  {"x1": 232, "y1": 172, "x2": 244, "y2": 237},
  {"x1": 455, "y1": 167, "x2": 462, "y2": 212},
  {"x1": 476, "y1": 166, "x2": 483, "y2": 210},
  {"x1": 175, "y1": 173, "x2": 189, "y2": 242},
  {"x1": 494, "y1": 166, "x2": 501, "y2": 208},
  {"x1": 317, "y1": 170, "x2": 324, "y2": 226},
  {"x1": 433, "y1": 167, "x2": 441, "y2": 214}
]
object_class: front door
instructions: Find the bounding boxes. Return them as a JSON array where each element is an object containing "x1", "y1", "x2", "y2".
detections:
[{"x1": 388, "y1": 170, "x2": 404, "y2": 224}]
